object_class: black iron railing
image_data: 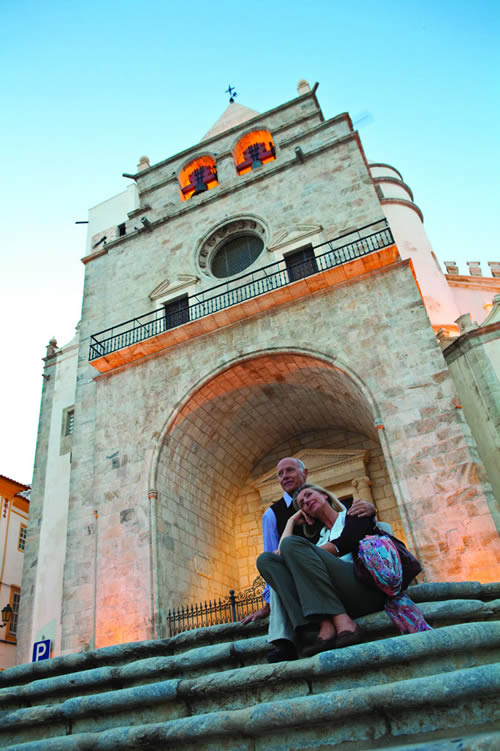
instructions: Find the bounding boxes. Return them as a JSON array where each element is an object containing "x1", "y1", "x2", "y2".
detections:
[
  {"x1": 89, "y1": 219, "x2": 394, "y2": 361},
  {"x1": 166, "y1": 578, "x2": 266, "y2": 637}
]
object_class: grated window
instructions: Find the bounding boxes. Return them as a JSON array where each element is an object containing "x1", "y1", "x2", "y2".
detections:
[{"x1": 212, "y1": 235, "x2": 264, "y2": 278}]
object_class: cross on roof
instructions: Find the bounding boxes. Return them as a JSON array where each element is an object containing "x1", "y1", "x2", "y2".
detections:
[{"x1": 225, "y1": 85, "x2": 238, "y2": 103}]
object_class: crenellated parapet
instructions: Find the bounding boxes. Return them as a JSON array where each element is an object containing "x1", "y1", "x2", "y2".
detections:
[{"x1": 444, "y1": 261, "x2": 500, "y2": 279}]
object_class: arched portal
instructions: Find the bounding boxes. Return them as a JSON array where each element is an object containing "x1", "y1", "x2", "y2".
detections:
[{"x1": 154, "y1": 351, "x2": 400, "y2": 622}]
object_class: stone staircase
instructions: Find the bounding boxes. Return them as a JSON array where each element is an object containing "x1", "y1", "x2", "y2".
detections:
[{"x1": 1, "y1": 582, "x2": 499, "y2": 750}]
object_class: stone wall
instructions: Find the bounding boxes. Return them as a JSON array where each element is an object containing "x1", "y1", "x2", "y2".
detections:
[{"x1": 48, "y1": 259, "x2": 499, "y2": 654}]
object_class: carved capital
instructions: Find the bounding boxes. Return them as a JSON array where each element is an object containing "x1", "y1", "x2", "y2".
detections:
[{"x1": 352, "y1": 475, "x2": 373, "y2": 502}]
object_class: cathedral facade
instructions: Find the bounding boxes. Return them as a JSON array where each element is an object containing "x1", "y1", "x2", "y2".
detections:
[{"x1": 18, "y1": 81, "x2": 500, "y2": 663}]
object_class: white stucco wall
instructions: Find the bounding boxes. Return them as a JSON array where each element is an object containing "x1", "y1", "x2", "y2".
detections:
[
  {"x1": 377, "y1": 181, "x2": 413, "y2": 201},
  {"x1": 30, "y1": 334, "x2": 78, "y2": 655},
  {"x1": 369, "y1": 164, "x2": 402, "y2": 180},
  {"x1": 86, "y1": 184, "x2": 138, "y2": 254},
  {"x1": 448, "y1": 284, "x2": 498, "y2": 325},
  {"x1": 381, "y1": 202, "x2": 461, "y2": 330}
]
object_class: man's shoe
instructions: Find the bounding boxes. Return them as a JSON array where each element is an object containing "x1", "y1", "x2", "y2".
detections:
[
  {"x1": 335, "y1": 624, "x2": 363, "y2": 649},
  {"x1": 267, "y1": 640, "x2": 298, "y2": 663}
]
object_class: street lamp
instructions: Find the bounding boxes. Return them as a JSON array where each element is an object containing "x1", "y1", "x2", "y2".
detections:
[{"x1": 1, "y1": 604, "x2": 13, "y2": 628}]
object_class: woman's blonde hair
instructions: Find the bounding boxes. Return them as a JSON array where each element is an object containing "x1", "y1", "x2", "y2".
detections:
[{"x1": 292, "y1": 483, "x2": 345, "y2": 538}]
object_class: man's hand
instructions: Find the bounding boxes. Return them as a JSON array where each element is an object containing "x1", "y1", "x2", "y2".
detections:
[
  {"x1": 241, "y1": 603, "x2": 270, "y2": 624},
  {"x1": 348, "y1": 499, "x2": 376, "y2": 517}
]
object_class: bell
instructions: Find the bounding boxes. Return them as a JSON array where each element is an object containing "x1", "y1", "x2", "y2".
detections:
[{"x1": 193, "y1": 180, "x2": 208, "y2": 195}]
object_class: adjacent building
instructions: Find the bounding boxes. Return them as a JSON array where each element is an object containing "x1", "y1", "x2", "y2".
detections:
[{"x1": 0, "y1": 475, "x2": 30, "y2": 669}]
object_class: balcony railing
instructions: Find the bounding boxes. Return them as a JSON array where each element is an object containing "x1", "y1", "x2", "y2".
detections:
[{"x1": 89, "y1": 219, "x2": 394, "y2": 361}]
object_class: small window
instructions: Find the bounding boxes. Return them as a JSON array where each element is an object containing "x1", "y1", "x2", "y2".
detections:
[
  {"x1": 118, "y1": 223, "x2": 126, "y2": 237},
  {"x1": 234, "y1": 130, "x2": 276, "y2": 175},
  {"x1": 6, "y1": 586, "x2": 20, "y2": 640},
  {"x1": 65, "y1": 409, "x2": 75, "y2": 436},
  {"x1": 212, "y1": 234, "x2": 264, "y2": 278},
  {"x1": 164, "y1": 295, "x2": 190, "y2": 330},
  {"x1": 60, "y1": 406, "x2": 75, "y2": 456},
  {"x1": 18, "y1": 524, "x2": 27, "y2": 552},
  {"x1": 285, "y1": 246, "x2": 318, "y2": 283}
]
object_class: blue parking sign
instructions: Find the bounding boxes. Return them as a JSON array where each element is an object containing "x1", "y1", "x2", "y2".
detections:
[{"x1": 32, "y1": 639, "x2": 51, "y2": 662}]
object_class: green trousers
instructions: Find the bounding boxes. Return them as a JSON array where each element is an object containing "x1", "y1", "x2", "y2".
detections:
[{"x1": 257, "y1": 535, "x2": 386, "y2": 633}]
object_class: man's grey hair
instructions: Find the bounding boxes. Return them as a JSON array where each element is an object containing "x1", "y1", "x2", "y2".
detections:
[
  {"x1": 295, "y1": 458, "x2": 306, "y2": 473},
  {"x1": 277, "y1": 457, "x2": 306, "y2": 473}
]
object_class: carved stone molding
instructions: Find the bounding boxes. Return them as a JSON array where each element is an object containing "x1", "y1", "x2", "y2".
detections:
[
  {"x1": 267, "y1": 224, "x2": 323, "y2": 253},
  {"x1": 149, "y1": 274, "x2": 200, "y2": 301},
  {"x1": 253, "y1": 448, "x2": 371, "y2": 508},
  {"x1": 197, "y1": 218, "x2": 266, "y2": 271}
]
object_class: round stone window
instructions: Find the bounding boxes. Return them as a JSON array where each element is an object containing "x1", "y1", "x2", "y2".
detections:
[{"x1": 211, "y1": 234, "x2": 264, "y2": 278}]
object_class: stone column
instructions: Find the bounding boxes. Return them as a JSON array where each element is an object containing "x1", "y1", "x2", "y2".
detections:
[{"x1": 352, "y1": 475, "x2": 373, "y2": 502}]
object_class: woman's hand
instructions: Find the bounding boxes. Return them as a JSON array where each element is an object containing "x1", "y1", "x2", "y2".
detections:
[
  {"x1": 318, "y1": 542, "x2": 339, "y2": 556},
  {"x1": 288, "y1": 509, "x2": 310, "y2": 528},
  {"x1": 279, "y1": 509, "x2": 310, "y2": 551}
]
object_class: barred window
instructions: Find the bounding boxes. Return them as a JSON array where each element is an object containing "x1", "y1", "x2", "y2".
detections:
[
  {"x1": 7, "y1": 587, "x2": 20, "y2": 640},
  {"x1": 212, "y1": 235, "x2": 264, "y2": 278},
  {"x1": 285, "y1": 245, "x2": 318, "y2": 283},
  {"x1": 18, "y1": 524, "x2": 27, "y2": 552},
  {"x1": 65, "y1": 409, "x2": 75, "y2": 436},
  {"x1": 164, "y1": 295, "x2": 190, "y2": 330}
]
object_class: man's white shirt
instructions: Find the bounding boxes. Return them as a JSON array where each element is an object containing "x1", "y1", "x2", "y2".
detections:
[{"x1": 261, "y1": 491, "x2": 293, "y2": 603}]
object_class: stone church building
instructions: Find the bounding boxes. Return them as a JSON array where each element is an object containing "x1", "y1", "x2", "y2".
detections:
[{"x1": 18, "y1": 80, "x2": 500, "y2": 663}]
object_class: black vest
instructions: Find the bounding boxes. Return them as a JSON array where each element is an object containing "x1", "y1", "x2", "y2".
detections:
[
  {"x1": 270, "y1": 497, "x2": 295, "y2": 538},
  {"x1": 271, "y1": 497, "x2": 319, "y2": 542}
]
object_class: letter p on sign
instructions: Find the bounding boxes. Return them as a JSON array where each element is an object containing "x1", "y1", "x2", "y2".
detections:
[{"x1": 32, "y1": 639, "x2": 51, "y2": 662}]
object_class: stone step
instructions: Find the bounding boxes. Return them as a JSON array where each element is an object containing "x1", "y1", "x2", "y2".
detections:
[
  {"x1": 2, "y1": 594, "x2": 498, "y2": 704},
  {"x1": 0, "y1": 582, "x2": 500, "y2": 689},
  {"x1": 3, "y1": 661, "x2": 499, "y2": 751},
  {"x1": 2, "y1": 582, "x2": 497, "y2": 695},
  {"x1": 2, "y1": 622, "x2": 499, "y2": 747},
  {"x1": 1, "y1": 595, "x2": 498, "y2": 712},
  {"x1": 366, "y1": 733, "x2": 500, "y2": 751},
  {"x1": 2, "y1": 583, "x2": 498, "y2": 750}
]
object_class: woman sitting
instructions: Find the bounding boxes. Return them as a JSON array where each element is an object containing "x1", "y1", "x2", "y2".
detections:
[{"x1": 257, "y1": 483, "x2": 387, "y2": 657}]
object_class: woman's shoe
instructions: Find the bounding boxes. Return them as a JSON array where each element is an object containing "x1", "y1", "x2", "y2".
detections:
[
  {"x1": 335, "y1": 624, "x2": 362, "y2": 649},
  {"x1": 300, "y1": 636, "x2": 337, "y2": 658}
]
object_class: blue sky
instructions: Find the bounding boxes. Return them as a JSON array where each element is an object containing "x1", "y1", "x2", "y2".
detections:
[{"x1": 1, "y1": 0, "x2": 499, "y2": 482}]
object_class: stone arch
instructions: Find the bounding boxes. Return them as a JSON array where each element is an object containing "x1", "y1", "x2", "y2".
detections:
[{"x1": 152, "y1": 349, "x2": 402, "y2": 629}]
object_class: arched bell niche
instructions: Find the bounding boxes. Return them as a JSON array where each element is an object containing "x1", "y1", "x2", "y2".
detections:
[{"x1": 178, "y1": 155, "x2": 218, "y2": 201}]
